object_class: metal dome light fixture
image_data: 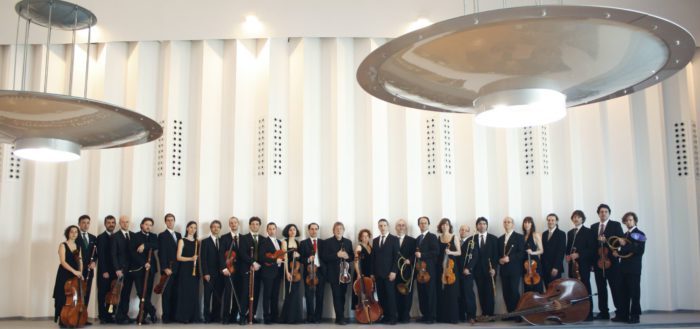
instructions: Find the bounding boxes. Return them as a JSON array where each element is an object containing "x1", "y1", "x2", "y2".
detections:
[
  {"x1": 357, "y1": 5, "x2": 695, "y2": 128},
  {"x1": 0, "y1": 0, "x2": 162, "y2": 162}
]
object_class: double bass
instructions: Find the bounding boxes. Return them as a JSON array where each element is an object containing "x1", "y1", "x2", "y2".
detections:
[
  {"x1": 60, "y1": 252, "x2": 88, "y2": 328},
  {"x1": 353, "y1": 250, "x2": 383, "y2": 324},
  {"x1": 478, "y1": 278, "x2": 592, "y2": 325}
]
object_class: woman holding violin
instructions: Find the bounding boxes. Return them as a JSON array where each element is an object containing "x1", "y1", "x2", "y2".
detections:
[
  {"x1": 436, "y1": 218, "x2": 461, "y2": 324},
  {"x1": 280, "y1": 224, "x2": 304, "y2": 324},
  {"x1": 352, "y1": 229, "x2": 373, "y2": 308},
  {"x1": 522, "y1": 217, "x2": 544, "y2": 293},
  {"x1": 53, "y1": 225, "x2": 84, "y2": 327},
  {"x1": 175, "y1": 221, "x2": 201, "y2": 323}
]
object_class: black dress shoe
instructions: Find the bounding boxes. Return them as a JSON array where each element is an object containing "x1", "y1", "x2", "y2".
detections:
[
  {"x1": 595, "y1": 313, "x2": 610, "y2": 320},
  {"x1": 85, "y1": 321, "x2": 93, "y2": 326},
  {"x1": 628, "y1": 316, "x2": 640, "y2": 324},
  {"x1": 584, "y1": 315, "x2": 594, "y2": 322},
  {"x1": 611, "y1": 316, "x2": 628, "y2": 322}
]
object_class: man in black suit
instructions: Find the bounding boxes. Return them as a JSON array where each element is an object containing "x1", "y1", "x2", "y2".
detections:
[
  {"x1": 414, "y1": 216, "x2": 438, "y2": 323},
  {"x1": 76, "y1": 214, "x2": 97, "y2": 320},
  {"x1": 565, "y1": 210, "x2": 595, "y2": 321},
  {"x1": 201, "y1": 220, "x2": 224, "y2": 323},
  {"x1": 394, "y1": 219, "x2": 416, "y2": 324},
  {"x1": 130, "y1": 217, "x2": 158, "y2": 324},
  {"x1": 96, "y1": 215, "x2": 117, "y2": 324},
  {"x1": 259, "y1": 222, "x2": 283, "y2": 324},
  {"x1": 111, "y1": 215, "x2": 135, "y2": 324},
  {"x1": 321, "y1": 221, "x2": 354, "y2": 325},
  {"x1": 219, "y1": 216, "x2": 242, "y2": 324},
  {"x1": 157, "y1": 213, "x2": 181, "y2": 323},
  {"x1": 473, "y1": 217, "x2": 498, "y2": 317},
  {"x1": 371, "y1": 218, "x2": 399, "y2": 324},
  {"x1": 300, "y1": 222, "x2": 325, "y2": 323},
  {"x1": 498, "y1": 217, "x2": 525, "y2": 320},
  {"x1": 541, "y1": 213, "x2": 566, "y2": 287},
  {"x1": 614, "y1": 212, "x2": 646, "y2": 324},
  {"x1": 239, "y1": 216, "x2": 263, "y2": 324},
  {"x1": 458, "y1": 224, "x2": 478, "y2": 323},
  {"x1": 590, "y1": 204, "x2": 624, "y2": 321}
]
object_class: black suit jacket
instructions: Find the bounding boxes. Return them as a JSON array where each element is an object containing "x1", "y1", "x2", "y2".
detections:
[
  {"x1": 541, "y1": 228, "x2": 566, "y2": 274},
  {"x1": 371, "y1": 234, "x2": 400, "y2": 278},
  {"x1": 566, "y1": 226, "x2": 596, "y2": 269},
  {"x1": 321, "y1": 236, "x2": 354, "y2": 280},
  {"x1": 201, "y1": 236, "x2": 221, "y2": 277},
  {"x1": 300, "y1": 238, "x2": 326, "y2": 277},
  {"x1": 158, "y1": 230, "x2": 181, "y2": 274},
  {"x1": 112, "y1": 230, "x2": 133, "y2": 272},
  {"x1": 590, "y1": 220, "x2": 624, "y2": 265},
  {"x1": 398, "y1": 235, "x2": 416, "y2": 278},
  {"x1": 619, "y1": 227, "x2": 645, "y2": 274},
  {"x1": 416, "y1": 232, "x2": 439, "y2": 275},
  {"x1": 474, "y1": 233, "x2": 499, "y2": 277},
  {"x1": 128, "y1": 231, "x2": 158, "y2": 271},
  {"x1": 218, "y1": 232, "x2": 241, "y2": 273},
  {"x1": 259, "y1": 236, "x2": 283, "y2": 279},
  {"x1": 459, "y1": 236, "x2": 478, "y2": 274},
  {"x1": 96, "y1": 231, "x2": 115, "y2": 275},
  {"x1": 238, "y1": 233, "x2": 261, "y2": 273},
  {"x1": 497, "y1": 232, "x2": 525, "y2": 276},
  {"x1": 77, "y1": 232, "x2": 98, "y2": 275}
]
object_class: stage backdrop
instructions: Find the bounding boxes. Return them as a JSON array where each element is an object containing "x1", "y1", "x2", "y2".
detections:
[{"x1": 0, "y1": 39, "x2": 698, "y2": 318}]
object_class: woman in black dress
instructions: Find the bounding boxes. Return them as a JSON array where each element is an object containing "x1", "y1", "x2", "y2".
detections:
[
  {"x1": 176, "y1": 221, "x2": 201, "y2": 323},
  {"x1": 280, "y1": 224, "x2": 303, "y2": 324},
  {"x1": 53, "y1": 225, "x2": 83, "y2": 327},
  {"x1": 523, "y1": 217, "x2": 544, "y2": 293},
  {"x1": 352, "y1": 229, "x2": 373, "y2": 308},
  {"x1": 436, "y1": 218, "x2": 461, "y2": 324}
]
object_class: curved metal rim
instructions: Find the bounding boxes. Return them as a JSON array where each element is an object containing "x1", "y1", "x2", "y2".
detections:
[
  {"x1": 0, "y1": 90, "x2": 163, "y2": 149},
  {"x1": 15, "y1": 0, "x2": 97, "y2": 30},
  {"x1": 357, "y1": 5, "x2": 696, "y2": 113}
]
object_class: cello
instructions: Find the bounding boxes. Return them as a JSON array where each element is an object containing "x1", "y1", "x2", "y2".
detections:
[
  {"x1": 477, "y1": 278, "x2": 593, "y2": 325},
  {"x1": 353, "y1": 250, "x2": 383, "y2": 324},
  {"x1": 60, "y1": 251, "x2": 88, "y2": 328}
]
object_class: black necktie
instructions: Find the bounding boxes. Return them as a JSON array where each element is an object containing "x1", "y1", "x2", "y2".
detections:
[
  {"x1": 380, "y1": 236, "x2": 385, "y2": 247},
  {"x1": 215, "y1": 238, "x2": 219, "y2": 249},
  {"x1": 234, "y1": 235, "x2": 238, "y2": 248},
  {"x1": 82, "y1": 233, "x2": 88, "y2": 248},
  {"x1": 126, "y1": 232, "x2": 130, "y2": 241},
  {"x1": 480, "y1": 235, "x2": 484, "y2": 248},
  {"x1": 417, "y1": 234, "x2": 424, "y2": 246}
]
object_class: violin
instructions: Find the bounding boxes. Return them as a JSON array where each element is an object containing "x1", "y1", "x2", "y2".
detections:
[
  {"x1": 105, "y1": 276, "x2": 123, "y2": 314},
  {"x1": 265, "y1": 249, "x2": 286, "y2": 266},
  {"x1": 523, "y1": 253, "x2": 541, "y2": 286},
  {"x1": 597, "y1": 239, "x2": 612, "y2": 271},
  {"x1": 60, "y1": 276, "x2": 88, "y2": 328},
  {"x1": 339, "y1": 245, "x2": 352, "y2": 284},
  {"x1": 306, "y1": 263, "x2": 319, "y2": 286},
  {"x1": 415, "y1": 247, "x2": 431, "y2": 284},
  {"x1": 290, "y1": 250, "x2": 302, "y2": 282},
  {"x1": 353, "y1": 250, "x2": 383, "y2": 324},
  {"x1": 225, "y1": 249, "x2": 237, "y2": 274},
  {"x1": 478, "y1": 278, "x2": 592, "y2": 324},
  {"x1": 441, "y1": 242, "x2": 456, "y2": 288}
]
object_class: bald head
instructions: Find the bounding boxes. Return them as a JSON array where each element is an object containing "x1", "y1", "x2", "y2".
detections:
[
  {"x1": 459, "y1": 224, "x2": 470, "y2": 239},
  {"x1": 118, "y1": 215, "x2": 130, "y2": 231}
]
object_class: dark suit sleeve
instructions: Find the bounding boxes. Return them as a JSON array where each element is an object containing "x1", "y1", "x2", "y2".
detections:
[
  {"x1": 97, "y1": 234, "x2": 109, "y2": 273},
  {"x1": 390, "y1": 237, "x2": 400, "y2": 274},
  {"x1": 422, "y1": 234, "x2": 439, "y2": 262},
  {"x1": 111, "y1": 235, "x2": 122, "y2": 271},
  {"x1": 239, "y1": 236, "x2": 254, "y2": 268},
  {"x1": 554, "y1": 231, "x2": 566, "y2": 272},
  {"x1": 581, "y1": 228, "x2": 597, "y2": 265},
  {"x1": 510, "y1": 234, "x2": 525, "y2": 265},
  {"x1": 345, "y1": 239, "x2": 354, "y2": 262},
  {"x1": 157, "y1": 233, "x2": 167, "y2": 273},
  {"x1": 201, "y1": 239, "x2": 212, "y2": 276},
  {"x1": 320, "y1": 238, "x2": 335, "y2": 263}
]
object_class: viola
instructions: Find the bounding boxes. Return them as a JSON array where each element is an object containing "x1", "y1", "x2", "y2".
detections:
[
  {"x1": 441, "y1": 242, "x2": 456, "y2": 287},
  {"x1": 105, "y1": 276, "x2": 123, "y2": 314},
  {"x1": 478, "y1": 278, "x2": 592, "y2": 325},
  {"x1": 339, "y1": 245, "x2": 352, "y2": 284},
  {"x1": 225, "y1": 249, "x2": 237, "y2": 274},
  {"x1": 353, "y1": 250, "x2": 383, "y2": 324},
  {"x1": 523, "y1": 253, "x2": 541, "y2": 286},
  {"x1": 415, "y1": 247, "x2": 431, "y2": 284},
  {"x1": 60, "y1": 276, "x2": 88, "y2": 328},
  {"x1": 306, "y1": 263, "x2": 319, "y2": 286},
  {"x1": 597, "y1": 244, "x2": 612, "y2": 271}
]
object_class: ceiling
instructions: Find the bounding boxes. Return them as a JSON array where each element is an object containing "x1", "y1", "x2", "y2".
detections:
[{"x1": 0, "y1": 0, "x2": 698, "y2": 46}]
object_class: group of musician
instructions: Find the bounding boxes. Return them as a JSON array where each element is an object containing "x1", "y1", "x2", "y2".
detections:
[{"x1": 52, "y1": 203, "x2": 646, "y2": 327}]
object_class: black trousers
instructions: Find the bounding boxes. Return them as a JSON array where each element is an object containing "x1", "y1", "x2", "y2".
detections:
[
  {"x1": 115, "y1": 273, "x2": 134, "y2": 322},
  {"x1": 304, "y1": 272, "x2": 326, "y2": 322},
  {"x1": 203, "y1": 274, "x2": 224, "y2": 322},
  {"x1": 241, "y1": 270, "x2": 262, "y2": 321},
  {"x1": 500, "y1": 274, "x2": 521, "y2": 313},
  {"x1": 376, "y1": 276, "x2": 397, "y2": 322},
  {"x1": 262, "y1": 272, "x2": 281, "y2": 322},
  {"x1": 543, "y1": 267, "x2": 562, "y2": 288},
  {"x1": 97, "y1": 272, "x2": 114, "y2": 321},
  {"x1": 594, "y1": 265, "x2": 621, "y2": 315},
  {"x1": 417, "y1": 278, "x2": 436, "y2": 320},
  {"x1": 474, "y1": 273, "x2": 495, "y2": 316},
  {"x1": 160, "y1": 273, "x2": 178, "y2": 323},
  {"x1": 329, "y1": 280, "x2": 349, "y2": 322},
  {"x1": 395, "y1": 280, "x2": 414, "y2": 322},
  {"x1": 132, "y1": 269, "x2": 156, "y2": 320},
  {"x1": 618, "y1": 272, "x2": 641, "y2": 319},
  {"x1": 458, "y1": 274, "x2": 476, "y2": 321},
  {"x1": 222, "y1": 274, "x2": 242, "y2": 322}
]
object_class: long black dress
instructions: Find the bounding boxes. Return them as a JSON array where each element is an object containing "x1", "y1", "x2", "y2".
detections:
[
  {"x1": 523, "y1": 233, "x2": 544, "y2": 293},
  {"x1": 436, "y1": 238, "x2": 459, "y2": 324},
  {"x1": 351, "y1": 245, "x2": 372, "y2": 308},
  {"x1": 281, "y1": 239, "x2": 303, "y2": 324},
  {"x1": 53, "y1": 242, "x2": 80, "y2": 324},
  {"x1": 176, "y1": 239, "x2": 201, "y2": 323}
]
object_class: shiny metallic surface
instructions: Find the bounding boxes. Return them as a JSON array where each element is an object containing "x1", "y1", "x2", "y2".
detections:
[
  {"x1": 15, "y1": 0, "x2": 96, "y2": 31},
  {"x1": 0, "y1": 90, "x2": 162, "y2": 149},
  {"x1": 357, "y1": 5, "x2": 695, "y2": 114}
]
